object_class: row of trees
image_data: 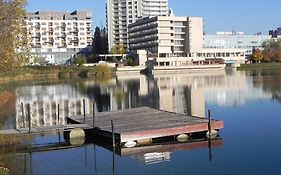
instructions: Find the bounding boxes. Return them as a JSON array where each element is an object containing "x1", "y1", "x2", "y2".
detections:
[
  {"x1": 0, "y1": 0, "x2": 28, "y2": 72},
  {"x1": 252, "y1": 39, "x2": 281, "y2": 63}
]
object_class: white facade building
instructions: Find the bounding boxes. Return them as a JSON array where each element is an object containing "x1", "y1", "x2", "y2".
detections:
[
  {"x1": 106, "y1": 0, "x2": 168, "y2": 51},
  {"x1": 204, "y1": 32, "x2": 271, "y2": 56},
  {"x1": 25, "y1": 10, "x2": 93, "y2": 64},
  {"x1": 128, "y1": 16, "x2": 246, "y2": 66}
]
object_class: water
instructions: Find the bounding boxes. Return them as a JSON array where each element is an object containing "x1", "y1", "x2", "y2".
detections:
[{"x1": 1, "y1": 69, "x2": 281, "y2": 175}]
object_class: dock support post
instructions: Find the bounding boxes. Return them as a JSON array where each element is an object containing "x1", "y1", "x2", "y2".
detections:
[
  {"x1": 83, "y1": 99, "x2": 86, "y2": 124},
  {"x1": 21, "y1": 102, "x2": 25, "y2": 128},
  {"x1": 208, "y1": 110, "x2": 211, "y2": 137},
  {"x1": 111, "y1": 120, "x2": 115, "y2": 148},
  {"x1": 27, "y1": 104, "x2": 31, "y2": 133},
  {"x1": 57, "y1": 104, "x2": 60, "y2": 124},
  {"x1": 208, "y1": 110, "x2": 212, "y2": 161},
  {"x1": 93, "y1": 101, "x2": 95, "y2": 128}
]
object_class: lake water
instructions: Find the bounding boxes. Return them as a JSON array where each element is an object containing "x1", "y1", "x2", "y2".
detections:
[{"x1": 1, "y1": 69, "x2": 281, "y2": 175}]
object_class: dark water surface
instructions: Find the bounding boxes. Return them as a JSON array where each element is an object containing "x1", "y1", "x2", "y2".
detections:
[{"x1": 1, "y1": 69, "x2": 281, "y2": 175}]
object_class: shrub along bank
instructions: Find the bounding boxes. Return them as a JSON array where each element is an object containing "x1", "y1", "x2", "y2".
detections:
[{"x1": 0, "y1": 65, "x2": 114, "y2": 82}]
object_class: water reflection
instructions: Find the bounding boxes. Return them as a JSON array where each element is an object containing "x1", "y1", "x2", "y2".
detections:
[
  {"x1": 2, "y1": 69, "x2": 281, "y2": 174},
  {"x1": 11, "y1": 69, "x2": 277, "y2": 131}
]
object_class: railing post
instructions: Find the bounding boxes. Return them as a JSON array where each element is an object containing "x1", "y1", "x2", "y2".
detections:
[
  {"x1": 27, "y1": 104, "x2": 31, "y2": 133},
  {"x1": 57, "y1": 104, "x2": 60, "y2": 124},
  {"x1": 21, "y1": 102, "x2": 25, "y2": 128},
  {"x1": 111, "y1": 120, "x2": 115, "y2": 148},
  {"x1": 83, "y1": 99, "x2": 86, "y2": 124},
  {"x1": 208, "y1": 110, "x2": 211, "y2": 136},
  {"x1": 93, "y1": 101, "x2": 95, "y2": 129}
]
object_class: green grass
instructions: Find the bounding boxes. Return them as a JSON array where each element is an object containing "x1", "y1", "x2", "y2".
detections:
[
  {"x1": 0, "y1": 170, "x2": 10, "y2": 175},
  {"x1": 238, "y1": 63, "x2": 281, "y2": 70}
]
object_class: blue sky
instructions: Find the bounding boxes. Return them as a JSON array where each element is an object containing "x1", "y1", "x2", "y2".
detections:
[{"x1": 27, "y1": 0, "x2": 281, "y2": 34}]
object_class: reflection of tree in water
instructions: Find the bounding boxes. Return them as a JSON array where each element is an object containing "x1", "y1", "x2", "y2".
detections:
[
  {"x1": 84, "y1": 86, "x2": 110, "y2": 112},
  {"x1": 126, "y1": 78, "x2": 159, "y2": 109},
  {"x1": 250, "y1": 69, "x2": 281, "y2": 102},
  {"x1": 79, "y1": 76, "x2": 160, "y2": 111}
]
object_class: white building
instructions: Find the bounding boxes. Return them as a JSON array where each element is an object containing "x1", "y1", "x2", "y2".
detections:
[
  {"x1": 204, "y1": 32, "x2": 271, "y2": 56},
  {"x1": 106, "y1": 0, "x2": 169, "y2": 51},
  {"x1": 25, "y1": 10, "x2": 93, "y2": 64},
  {"x1": 128, "y1": 16, "x2": 246, "y2": 66}
]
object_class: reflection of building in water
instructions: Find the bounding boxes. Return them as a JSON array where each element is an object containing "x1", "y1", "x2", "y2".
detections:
[
  {"x1": 15, "y1": 85, "x2": 92, "y2": 129},
  {"x1": 146, "y1": 70, "x2": 271, "y2": 116},
  {"x1": 138, "y1": 152, "x2": 171, "y2": 165}
]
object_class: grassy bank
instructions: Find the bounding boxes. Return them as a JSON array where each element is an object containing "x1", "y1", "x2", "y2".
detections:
[
  {"x1": 238, "y1": 63, "x2": 281, "y2": 70},
  {"x1": 0, "y1": 65, "x2": 114, "y2": 82}
]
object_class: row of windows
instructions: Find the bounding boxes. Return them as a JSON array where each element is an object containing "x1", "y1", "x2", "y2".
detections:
[{"x1": 27, "y1": 22, "x2": 91, "y2": 26}]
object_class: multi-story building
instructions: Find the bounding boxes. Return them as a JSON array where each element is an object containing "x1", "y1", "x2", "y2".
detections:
[
  {"x1": 106, "y1": 0, "x2": 169, "y2": 52},
  {"x1": 128, "y1": 16, "x2": 246, "y2": 65},
  {"x1": 269, "y1": 27, "x2": 281, "y2": 38},
  {"x1": 204, "y1": 32, "x2": 271, "y2": 56},
  {"x1": 25, "y1": 10, "x2": 93, "y2": 64},
  {"x1": 129, "y1": 16, "x2": 204, "y2": 57}
]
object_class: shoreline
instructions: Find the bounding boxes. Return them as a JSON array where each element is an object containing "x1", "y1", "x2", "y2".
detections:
[
  {"x1": 0, "y1": 65, "x2": 114, "y2": 83},
  {"x1": 238, "y1": 63, "x2": 281, "y2": 70}
]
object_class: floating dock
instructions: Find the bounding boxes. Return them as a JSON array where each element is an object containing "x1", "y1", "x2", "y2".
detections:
[{"x1": 68, "y1": 107, "x2": 224, "y2": 144}]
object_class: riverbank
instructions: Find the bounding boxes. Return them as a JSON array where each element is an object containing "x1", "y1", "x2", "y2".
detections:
[
  {"x1": 238, "y1": 63, "x2": 281, "y2": 70},
  {"x1": 0, "y1": 65, "x2": 114, "y2": 83}
]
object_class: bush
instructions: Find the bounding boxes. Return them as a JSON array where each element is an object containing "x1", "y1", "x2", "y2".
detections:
[{"x1": 74, "y1": 55, "x2": 87, "y2": 66}]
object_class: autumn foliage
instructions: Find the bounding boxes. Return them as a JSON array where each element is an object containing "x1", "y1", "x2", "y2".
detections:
[
  {"x1": 252, "y1": 39, "x2": 281, "y2": 63},
  {"x1": 0, "y1": 0, "x2": 28, "y2": 72}
]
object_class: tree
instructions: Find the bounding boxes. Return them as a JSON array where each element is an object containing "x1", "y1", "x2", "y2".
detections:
[
  {"x1": 93, "y1": 27, "x2": 108, "y2": 56},
  {"x1": 93, "y1": 27, "x2": 102, "y2": 55},
  {"x1": 252, "y1": 49, "x2": 263, "y2": 63},
  {"x1": 262, "y1": 49, "x2": 274, "y2": 62},
  {"x1": 275, "y1": 51, "x2": 281, "y2": 62},
  {"x1": 0, "y1": 0, "x2": 28, "y2": 72},
  {"x1": 118, "y1": 43, "x2": 126, "y2": 55},
  {"x1": 111, "y1": 45, "x2": 118, "y2": 54},
  {"x1": 74, "y1": 55, "x2": 87, "y2": 66}
]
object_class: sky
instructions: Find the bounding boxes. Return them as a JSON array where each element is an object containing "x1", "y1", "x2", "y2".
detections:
[{"x1": 26, "y1": 0, "x2": 281, "y2": 34}]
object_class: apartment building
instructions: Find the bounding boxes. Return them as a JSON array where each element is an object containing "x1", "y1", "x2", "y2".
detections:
[
  {"x1": 106, "y1": 0, "x2": 168, "y2": 51},
  {"x1": 25, "y1": 10, "x2": 93, "y2": 64},
  {"x1": 128, "y1": 16, "x2": 246, "y2": 66},
  {"x1": 204, "y1": 32, "x2": 271, "y2": 55},
  {"x1": 129, "y1": 16, "x2": 204, "y2": 57}
]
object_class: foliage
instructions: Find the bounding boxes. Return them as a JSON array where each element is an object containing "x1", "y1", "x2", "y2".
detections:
[
  {"x1": 251, "y1": 49, "x2": 263, "y2": 63},
  {"x1": 111, "y1": 43, "x2": 125, "y2": 54},
  {"x1": 0, "y1": 65, "x2": 114, "y2": 81},
  {"x1": 93, "y1": 27, "x2": 108, "y2": 56},
  {"x1": 0, "y1": 0, "x2": 28, "y2": 72},
  {"x1": 74, "y1": 55, "x2": 87, "y2": 66},
  {"x1": 125, "y1": 57, "x2": 133, "y2": 66},
  {"x1": 118, "y1": 43, "x2": 126, "y2": 55},
  {"x1": 262, "y1": 39, "x2": 281, "y2": 49},
  {"x1": 262, "y1": 39, "x2": 281, "y2": 62}
]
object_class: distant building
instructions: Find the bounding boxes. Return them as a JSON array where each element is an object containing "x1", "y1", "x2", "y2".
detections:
[
  {"x1": 128, "y1": 16, "x2": 246, "y2": 66},
  {"x1": 25, "y1": 10, "x2": 93, "y2": 64},
  {"x1": 269, "y1": 27, "x2": 281, "y2": 38},
  {"x1": 106, "y1": 0, "x2": 169, "y2": 51},
  {"x1": 204, "y1": 32, "x2": 271, "y2": 56},
  {"x1": 129, "y1": 16, "x2": 204, "y2": 57}
]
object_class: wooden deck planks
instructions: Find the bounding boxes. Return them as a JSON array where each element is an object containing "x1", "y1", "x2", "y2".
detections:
[{"x1": 68, "y1": 107, "x2": 224, "y2": 142}]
